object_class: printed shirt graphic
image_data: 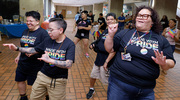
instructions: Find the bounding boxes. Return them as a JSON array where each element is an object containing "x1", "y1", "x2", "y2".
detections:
[
  {"x1": 35, "y1": 37, "x2": 75, "y2": 78},
  {"x1": 17, "y1": 27, "x2": 49, "y2": 75},
  {"x1": 21, "y1": 35, "x2": 37, "y2": 47},
  {"x1": 76, "y1": 19, "x2": 91, "y2": 35},
  {"x1": 98, "y1": 17, "x2": 107, "y2": 30},
  {"x1": 111, "y1": 29, "x2": 175, "y2": 89}
]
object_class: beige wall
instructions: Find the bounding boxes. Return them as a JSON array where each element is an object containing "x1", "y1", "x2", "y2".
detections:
[
  {"x1": 19, "y1": 0, "x2": 44, "y2": 24},
  {"x1": 83, "y1": 5, "x2": 93, "y2": 12},
  {"x1": 154, "y1": 0, "x2": 178, "y2": 20},
  {"x1": 56, "y1": 6, "x2": 78, "y2": 19}
]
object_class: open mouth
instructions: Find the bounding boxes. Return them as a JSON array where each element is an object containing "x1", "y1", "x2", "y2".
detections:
[{"x1": 137, "y1": 20, "x2": 144, "y2": 23}]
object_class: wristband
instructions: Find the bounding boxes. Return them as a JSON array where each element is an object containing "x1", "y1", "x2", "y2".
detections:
[{"x1": 16, "y1": 46, "x2": 19, "y2": 51}]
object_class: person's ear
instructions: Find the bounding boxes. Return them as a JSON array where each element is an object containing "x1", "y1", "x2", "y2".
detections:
[
  {"x1": 37, "y1": 20, "x2": 40, "y2": 25},
  {"x1": 59, "y1": 28, "x2": 64, "y2": 34}
]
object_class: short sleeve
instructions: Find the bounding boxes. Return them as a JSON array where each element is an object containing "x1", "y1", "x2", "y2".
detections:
[
  {"x1": 113, "y1": 30, "x2": 126, "y2": 51},
  {"x1": 161, "y1": 36, "x2": 176, "y2": 63},
  {"x1": 76, "y1": 19, "x2": 80, "y2": 24},
  {"x1": 66, "y1": 42, "x2": 75, "y2": 63},
  {"x1": 34, "y1": 38, "x2": 48, "y2": 54}
]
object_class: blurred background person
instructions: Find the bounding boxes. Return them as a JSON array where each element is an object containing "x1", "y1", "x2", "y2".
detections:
[
  {"x1": 162, "y1": 19, "x2": 180, "y2": 53},
  {"x1": 160, "y1": 15, "x2": 169, "y2": 33},
  {"x1": 98, "y1": 13, "x2": 107, "y2": 33},
  {"x1": 118, "y1": 12, "x2": 125, "y2": 30}
]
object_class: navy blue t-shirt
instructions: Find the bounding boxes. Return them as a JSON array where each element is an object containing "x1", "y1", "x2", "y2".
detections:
[
  {"x1": 118, "y1": 16, "x2": 125, "y2": 27},
  {"x1": 34, "y1": 37, "x2": 75, "y2": 79},
  {"x1": 94, "y1": 28, "x2": 120, "y2": 66},
  {"x1": 111, "y1": 29, "x2": 175, "y2": 89},
  {"x1": 17, "y1": 27, "x2": 49, "y2": 75},
  {"x1": 76, "y1": 19, "x2": 91, "y2": 35}
]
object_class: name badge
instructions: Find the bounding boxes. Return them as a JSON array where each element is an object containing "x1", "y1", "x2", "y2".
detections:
[
  {"x1": 121, "y1": 52, "x2": 132, "y2": 61},
  {"x1": 81, "y1": 33, "x2": 84, "y2": 36}
]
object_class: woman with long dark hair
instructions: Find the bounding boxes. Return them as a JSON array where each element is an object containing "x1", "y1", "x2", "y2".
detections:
[{"x1": 105, "y1": 6, "x2": 175, "y2": 100}]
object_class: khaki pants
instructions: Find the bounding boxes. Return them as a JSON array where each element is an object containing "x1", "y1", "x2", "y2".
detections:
[
  {"x1": 30, "y1": 71, "x2": 67, "y2": 100},
  {"x1": 90, "y1": 64, "x2": 109, "y2": 85}
]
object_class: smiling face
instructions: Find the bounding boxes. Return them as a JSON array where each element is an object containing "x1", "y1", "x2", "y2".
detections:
[
  {"x1": 106, "y1": 16, "x2": 116, "y2": 26},
  {"x1": 26, "y1": 16, "x2": 39, "y2": 31},
  {"x1": 135, "y1": 9, "x2": 153, "y2": 32},
  {"x1": 169, "y1": 20, "x2": 176, "y2": 28}
]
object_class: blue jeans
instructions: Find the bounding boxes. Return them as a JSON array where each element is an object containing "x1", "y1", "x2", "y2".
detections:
[{"x1": 107, "y1": 75, "x2": 155, "y2": 100}]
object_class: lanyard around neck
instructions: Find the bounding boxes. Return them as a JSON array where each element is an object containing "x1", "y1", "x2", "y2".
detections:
[{"x1": 124, "y1": 30, "x2": 150, "y2": 53}]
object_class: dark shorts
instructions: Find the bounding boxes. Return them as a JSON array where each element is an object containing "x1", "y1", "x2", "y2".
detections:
[
  {"x1": 75, "y1": 32, "x2": 89, "y2": 39},
  {"x1": 15, "y1": 70, "x2": 37, "y2": 85}
]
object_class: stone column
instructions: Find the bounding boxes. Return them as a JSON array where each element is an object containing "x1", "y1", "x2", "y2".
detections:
[
  {"x1": 108, "y1": 0, "x2": 124, "y2": 18},
  {"x1": 93, "y1": 3, "x2": 103, "y2": 21}
]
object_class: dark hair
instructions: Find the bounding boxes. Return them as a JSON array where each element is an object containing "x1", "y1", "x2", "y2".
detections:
[
  {"x1": 106, "y1": 13, "x2": 116, "y2": 19},
  {"x1": 49, "y1": 18, "x2": 67, "y2": 33},
  {"x1": 25, "y1": 11, "x2": 40, "y2": 21},
  {"x1": 81, "y1": 10, "x2": 88, "y2": 15},
  {"x1": 135, "y1": 6, "x2": 161, "y2": 34},
  {"x1": 99, "y1": 13, "x2": 103, "y2": 16},
  {"x1": 77, "y1": 12, "x2": 79, "y2": 14},
  {"x1": 169, "y1": 19, "x2": 177, "y2": 24},
  {"x1": 161, "y1": 15, "x2": 168, "y2": 21}
]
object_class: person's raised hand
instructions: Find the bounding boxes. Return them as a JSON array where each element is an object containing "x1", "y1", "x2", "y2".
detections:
[
  {"x1": 108, "y1": 23, "x2": 118, "y2": 38},
  {"x1": 38, "y1": 51, "x2": 52, "y2": 63},
  {"x1": 151, "y1": 50, "x2": 166, "y2": 66}
]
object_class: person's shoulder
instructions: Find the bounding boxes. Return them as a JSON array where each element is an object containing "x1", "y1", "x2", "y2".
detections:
[
  {"x1": 65, "y1": 37, "x2": 75, "y2": 45},
  {"x1": 22, "y1": 29, "x2": 29, "y2": 34},
  {"x1": 38, "y1": 27, "x2": 48, "y2": 35},
  {"x1": 39, "y1": 27, "x2": 47, "y2": 32}
]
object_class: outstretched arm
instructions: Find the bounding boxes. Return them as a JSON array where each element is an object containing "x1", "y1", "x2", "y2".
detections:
[
  {"x1": 38, "y1": 52, "x2": 73, "y2": 69},
  {"x1": 3, "y1": 43, "x2": 37, "y2": 54}
]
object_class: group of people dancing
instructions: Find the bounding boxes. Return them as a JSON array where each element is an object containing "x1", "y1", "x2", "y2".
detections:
[{"x1": 3, "y1": 5, "x2": 177, "y2": 100}]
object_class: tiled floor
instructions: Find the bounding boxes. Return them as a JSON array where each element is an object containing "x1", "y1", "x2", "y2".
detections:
[{"x1": 0, "y1": 19, "x2": 180, "y2": 100}]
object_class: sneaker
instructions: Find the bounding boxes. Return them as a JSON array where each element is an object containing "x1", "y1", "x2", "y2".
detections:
[
  {"x1": 20, "y1": 95, "x2": 28, "y2": 100},
  {"x1": 85, "y1": 53, "x2": 89, "y2": 58},
  {"x1": 86, "y1": 89, "x2": 95, "y2": 99},
  {"x1": 46, "y1": 95, "x2": 49, "y2": 100}
]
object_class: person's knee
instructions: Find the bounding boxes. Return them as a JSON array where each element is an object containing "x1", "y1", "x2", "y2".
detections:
[
  {"x1": 17, "y1": 81, "x2": 26, "y2": 85},
  {"x1": 83, "y1": 41, "x2": 88, "y2": 46}
]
